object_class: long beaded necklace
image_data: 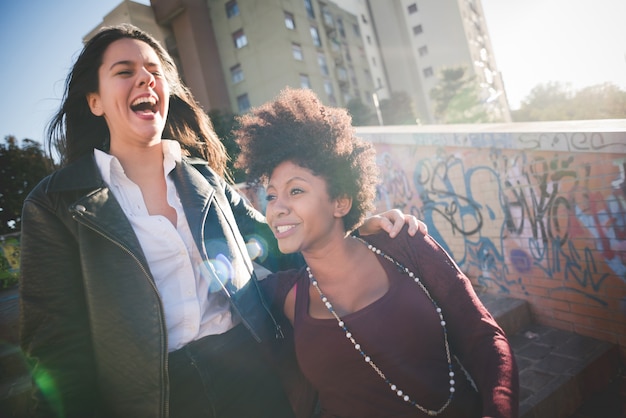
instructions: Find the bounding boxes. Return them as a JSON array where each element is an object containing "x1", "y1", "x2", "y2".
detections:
[{"x1": 306, "y1": 236, "x2": 455, "y2": 416}]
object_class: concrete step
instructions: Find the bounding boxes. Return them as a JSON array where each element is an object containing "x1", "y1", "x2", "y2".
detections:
[{"x1": 479, "y1": 292, "x2": 622, "y2": 418}]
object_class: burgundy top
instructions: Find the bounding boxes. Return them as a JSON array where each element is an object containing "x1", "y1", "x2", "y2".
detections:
[{"x1": 263, "y1": 228, "x2": 519, "y2": 418}]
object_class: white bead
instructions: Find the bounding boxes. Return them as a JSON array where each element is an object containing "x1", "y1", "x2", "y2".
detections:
[
  {"x1": 338, "y1": 321, "x2": 344, "y2": 327},
  {"x1": 390, "y1": 384, "x2": 397, "y2": 391},
  {"x1": 449, "y1": 371, "x2": 455, "y2": 377},
  {"x1": 355, "y1": 344, "x2": 360, "y2": 350},
  {"x1": 322, "y1": 296, "x2": 327, "y2": 302},
  {"x1": 346, "y1": 332, "x2": 352, "y2": 338},
  {"x1": 450, "y1": 379, "x2": 455, "y2": 385},
  {"x1": 436, "y1": 307, "x2": 442, "y2": 313},
  {"x1": 397, "y1": 390, "x2": 403, "y2": 396},
  {"x1": 365, "y1": 356, "x2": 370, "y2": 362},
  {"x1": 325, "y1": 302, "x2": 332, "y2": 309},
  {"x1": 450, "y1": 387, "x2": 455, "y2": 393},
  {"x1": 403, "y1": 395, "x2": 410, "y2": 402},
  {"x1": 441, "y1": 320, "x2": 446, "y2": 326}
]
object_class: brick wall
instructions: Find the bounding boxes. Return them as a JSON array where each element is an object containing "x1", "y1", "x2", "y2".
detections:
[{"x1": 357, "y1": 121, "x2": 626, "y2": 360}]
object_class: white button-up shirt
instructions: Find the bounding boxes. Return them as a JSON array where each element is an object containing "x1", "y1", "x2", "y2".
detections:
[{"x1": 94, "y1": 141, "x2": 237, "y2": 352}]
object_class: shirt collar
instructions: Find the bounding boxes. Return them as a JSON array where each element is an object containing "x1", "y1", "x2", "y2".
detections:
[{"x1": 94, "y1": 140, "x2": 182, "y2": 183}]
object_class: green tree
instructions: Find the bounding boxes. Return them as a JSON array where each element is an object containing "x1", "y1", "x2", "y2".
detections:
[
  {"x1": 379, "y1": 91, "x2": 418, "y2": 125},
  {"x1": 430, "y1": 66, "x2": 490, "y2": 124},
  {"x1": 512, "y1": 82, "x2": 626, "y2": 121},
  {"x1": 347, "y1": 97, "x2": 376, "y2": 126},
  {"x1": 0, "y1": 136, "x2": 56, "y2": 234}
]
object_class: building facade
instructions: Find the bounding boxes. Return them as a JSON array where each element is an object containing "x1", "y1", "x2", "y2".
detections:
[
  {"x1": 366, "y1": 0, "x2": 511, "y2": 123},
  {"x1": 87, "y1": 0, "x2": 510, "y2": 124}
]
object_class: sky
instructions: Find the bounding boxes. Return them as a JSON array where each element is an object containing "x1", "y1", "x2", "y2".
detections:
[{"x1": 0, "y1": 0, "x2": 624, "y2": 144}]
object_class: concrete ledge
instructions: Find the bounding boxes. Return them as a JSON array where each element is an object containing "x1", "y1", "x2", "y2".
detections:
[{"x1": 479, "y1": 292, "x2": 532, "y2": 336}]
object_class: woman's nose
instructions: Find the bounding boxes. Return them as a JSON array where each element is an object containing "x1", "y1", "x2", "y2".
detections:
[
  {"x1": 137, "y1": 68, "x2": 155, "y2": 87},
  {"x1": 269, "y1": 197, "x2": 289, "y2": 217}
]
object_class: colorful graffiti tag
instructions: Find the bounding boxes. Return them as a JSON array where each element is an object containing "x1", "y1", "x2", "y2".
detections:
[{"x1": 372, "y1": 137, "x2": 626, "y2": 325}]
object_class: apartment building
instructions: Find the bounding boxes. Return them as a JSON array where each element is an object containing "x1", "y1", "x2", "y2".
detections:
[
  {"x1": 87, "y1": 0, "x2": 509, "y2": 123},
  {"x1": 88, "y1": 0, "x2": 376, "y2": 115},
  {"x1": 205, "y1": 0, "x2": 376, "y2": 112},
  {"x1": 366, "y1": 0, "x2": 511, "y2": 122}
]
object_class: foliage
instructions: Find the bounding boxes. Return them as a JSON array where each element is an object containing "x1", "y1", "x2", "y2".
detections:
[
  {"x1": 429, "y1": 66, "x2": 491, "y2": 124},
  {"x1": 512, "y1": 82, "x2": 626, "y2": 121},
  {"x1": 378, "y1": 91, "x2": 418, "y2": 125},
  {"x1": 0, "y1": 136, "x2": 56, "y2": 234},
  {"x1": 347, "y1": 97, "x2": 377, "y2": 126},
  {"x1": 0, "y1": 234, "x2": 20, "y2": 289},
  {"x1": 208, "y1": 109, "x2": 245, "y2": 184}
]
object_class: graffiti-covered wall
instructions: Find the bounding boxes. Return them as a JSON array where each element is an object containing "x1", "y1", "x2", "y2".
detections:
[{"x1": 358, "y1": 122, "x2": 626, "y2": 358}]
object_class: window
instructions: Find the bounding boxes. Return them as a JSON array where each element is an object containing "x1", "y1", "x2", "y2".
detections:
[
  {"x1": 322, "y1": 7, "x2": 334, "y2": 27},
  {"x1": 233, "y1": 30, "x2": 247, "y2": 48},
  {"x1": 292, "y1": 43, "x2": 303, "y2": 61},
  {"x1": 423, "y1": 67, "x2": 433, "y2": 78},
  {"x1": 317, "y1": 53, "x2": 329, "y2": 75},
  {"x1": 418, "y1": 45, "x2": 428, "y2": 56},
  {"x1": 408, "y1": 3, "x2": 418, "y2": 14},
  {"x1": 230, "y1": 64, "x2": 244, "y2": 84},
  {"x1": 310, "y1": 26, "x2": 322, "y2": 47},
  {"x1": 226, "y1": 1, "x2": 239, "y2": 18},
  {"x1": 345, "y1": 45, "x2": 352, "y2": 62},
  {"x1": 324, "y1": 80, "x2": 336, "y2": 104},
  {"x1": 337, "y1": 66, "x2": 348, "y2": 81},
  {"x1": 300, "y1": 74, "x2": 311, "y2": 89},
  {"x1": 412, "y1": 25, "x2": 423, "y2": 35},
  {"x1": 284, "y1": 12, "x2": 295, "y2": 29},
  {"x1": 237, "y1": 93, "x2": 251, "y2": 113},
  {"x1": 361, "y1": 14, "x2": 368, "y2": 24},
  {"x1": 371, "y1": 57, "x2": 377, "y2": 67},
  {"x1": 349, "y1": 66, "x2": 357, "y2": 86},
  {"x1": 352, "y1": 24, "x2": 360, "y2": 37},
  {"x1": 304, "y1": 0, "x2": 315, "y2": 19},
  {"x1": 366, "y1": 35, "x2": 371, "y2": 45},
  {"x1": 337, "y1": 18, "x2": 345, "y2": 37}
]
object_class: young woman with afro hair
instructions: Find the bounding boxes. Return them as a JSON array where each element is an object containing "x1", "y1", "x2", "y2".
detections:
[{"x1": 235, "y1": 88, "x2": 519, "y2": 418}]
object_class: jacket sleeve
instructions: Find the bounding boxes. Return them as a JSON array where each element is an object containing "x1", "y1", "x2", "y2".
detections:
[
  {"x1": 404, "y1": 232, "x2": 519, "y2": 418},
  {"x1": 222, "y1": 180, "x2": 304, "y2": 273},
  {"x1": 19, "y1": 186, "x2": 100, "y2": 417}
]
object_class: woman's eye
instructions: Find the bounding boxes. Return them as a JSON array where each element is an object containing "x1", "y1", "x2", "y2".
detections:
[
  {"x1": 290, "y1": 188, "x2": 304, "y2": 196},
  {"x1": 117, "y1": 70, "x2": 132, "y2": 76},
  {"x1": 265, "y1": 194, "x2": 276, "y2": 202}
]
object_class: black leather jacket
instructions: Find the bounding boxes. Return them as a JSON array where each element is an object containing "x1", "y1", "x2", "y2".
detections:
[{"x1": 19, "y1": 154, "x2": 299, "y2": 417}]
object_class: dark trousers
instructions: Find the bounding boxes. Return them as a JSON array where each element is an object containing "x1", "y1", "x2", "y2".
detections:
[{"x1": 168, "y1": 323, "x2": 295, "y2": 418}]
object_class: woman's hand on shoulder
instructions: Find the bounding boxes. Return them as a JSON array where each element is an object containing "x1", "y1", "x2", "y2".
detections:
[{"x1": 359, "y1": 209, "x2": 427, "y2": 238}]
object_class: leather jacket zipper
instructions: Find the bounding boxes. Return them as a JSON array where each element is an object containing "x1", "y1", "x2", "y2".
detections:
[{"x1": 71, "y1": 204, "x2": 170, "y2": 418}]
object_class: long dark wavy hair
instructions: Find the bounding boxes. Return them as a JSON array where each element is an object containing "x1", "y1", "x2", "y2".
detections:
[{"x1": 47, "y1": 24, "x2": 228, "y2": 176}]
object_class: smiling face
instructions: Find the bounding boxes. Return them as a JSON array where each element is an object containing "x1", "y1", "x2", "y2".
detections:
[
  {"x1": 265, "y1": 161, "x2": 352, "y2": 255},
  {"x1": 87, "y1": 38, "x2": 170, "y2": 152}
]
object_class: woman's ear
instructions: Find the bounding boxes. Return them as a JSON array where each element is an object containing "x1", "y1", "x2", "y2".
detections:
[
  {"x1": 334, "y1": 195, "x2": 353, "y2": 218},
  {"x1": 86, "y1": 93, "x2": 104, "y2": 116}
]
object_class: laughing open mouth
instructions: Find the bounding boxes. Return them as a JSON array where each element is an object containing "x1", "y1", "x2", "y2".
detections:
[{"x1": 131, "y1": 96, "x2": 158, "y2": 114}]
